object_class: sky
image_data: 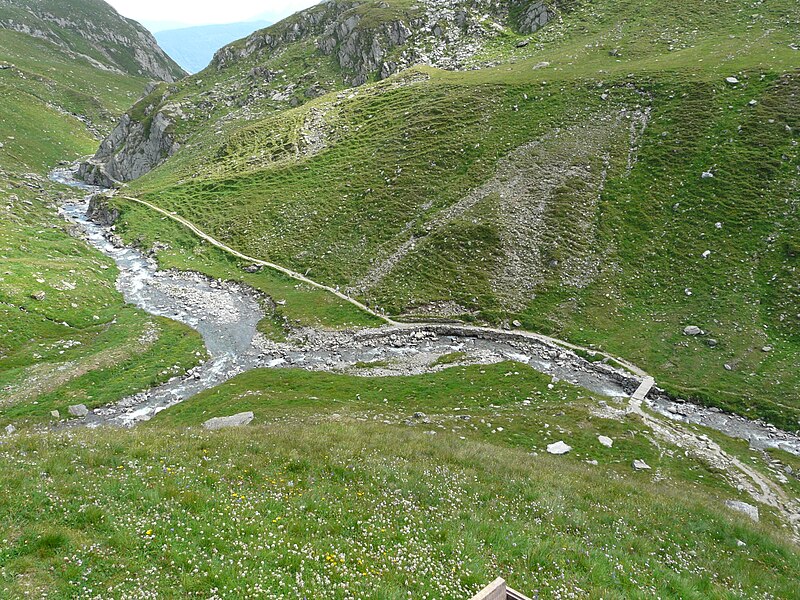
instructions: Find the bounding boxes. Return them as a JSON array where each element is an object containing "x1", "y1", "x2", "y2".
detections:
[{"x1": 106, "y1": 0, "x2": 321, "y2": 31}]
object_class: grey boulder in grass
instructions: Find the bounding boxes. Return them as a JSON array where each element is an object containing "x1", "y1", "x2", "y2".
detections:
[
  {"x1": 203, "y1": 411, "x2": 255, "y2": 430},
  {"x1": 68, "y1": 404, "x2": 89, "y2": 417}
]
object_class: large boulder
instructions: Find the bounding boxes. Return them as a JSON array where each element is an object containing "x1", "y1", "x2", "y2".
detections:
[
  {"x1": 598, "y1": 435, "x2": 613, "y2": 448},
  {"x1": 68, "y1": 404, "x2": 89, "y2": 417},
  {"x1": 724, "y1": 500, "x2": 759, "y2": 522},
  {"x1": 203, "y1": 411, "x2": 254, "y2": 430},
  {"x1": 86, "y1": 195, "x2": 120, "y2": 226}
]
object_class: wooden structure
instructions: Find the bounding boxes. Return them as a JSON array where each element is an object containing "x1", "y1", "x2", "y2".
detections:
[{"x1": 470, "y1": 577, "x2": 533, "y2": 600}]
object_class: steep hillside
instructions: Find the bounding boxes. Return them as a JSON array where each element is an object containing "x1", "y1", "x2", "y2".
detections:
[
  {"x1": 1, "y1": 2, "x2": 799, "y2": 596},
  {"x1": 86, "y1": 0, "x2": 800, "y2": 429},
  {"x1": 0, "y1": 0, "x2": 185, "y2": 81},
  {"x1": 155, "y1": 21, "x2": 271, "y2": 74},
  {"x1": 78, "y1": 0, "x2": 556, "y2": 185},
  {"x1": 0, "y1": 0, "x2": 204, "y2": 426}
]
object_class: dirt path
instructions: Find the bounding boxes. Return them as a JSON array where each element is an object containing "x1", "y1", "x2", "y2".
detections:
[{"x1": 118, "y1": 195, "x2": 394, "y2": 325}]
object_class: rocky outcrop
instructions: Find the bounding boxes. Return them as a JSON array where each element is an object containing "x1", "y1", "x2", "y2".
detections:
[
  {"x1": 511, "y1": 0, "x2": 554, "y2": 34},
  {"x1": 79, "y1": 109, "x2": 180, "y2": 185},
  {"x1": 86, "y1": 194, "x2": 120, "y2": 225},
  {"x1": 214, "y1": 0, "x2": 558, "y2": 86},
  {"x1": 0, "y1": 0, "x2": 185, "y2": 81},
  {"x1": 212, "y1": 1, "x2": 357, "y2": 70}
]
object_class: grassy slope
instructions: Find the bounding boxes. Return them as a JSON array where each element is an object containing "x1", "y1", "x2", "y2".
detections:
[
  {"x1": 110, "y1": 200, "x2": 382, "y2": 334},
  {"x1": 114, "y1": 0, "x2": 800, "y2": 427},
  {"x1": 1, "y1": 363, "x2": 799, "y2": 597},
  {"x1": 0, "y1": 30, "x2": 205, "y2": 426}
]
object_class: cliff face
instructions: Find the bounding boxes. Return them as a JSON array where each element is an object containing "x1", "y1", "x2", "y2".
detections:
[
  {"x1": 80, "y1": 0, "x2": 563, "y2": 185},
  {"x1": 216, "y1": 0, "x2": 556, "y2": 86},
  {"x1": 78, "y1": 109, "x2": 181, "y2": 187},
  {"x1": 0, "y1": 0, "x2": 185, "y2": 81}
]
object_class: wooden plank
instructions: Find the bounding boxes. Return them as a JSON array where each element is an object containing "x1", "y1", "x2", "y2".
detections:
[
  {"x1": 507, "y1": 586, "x2": 535, "y2": 600},
  {"x1": 470, "y1": 577, "x2": 507, "y2": 600},
  {"x1": 631, "y1": 376, "x2": 655, "y2": 401}
]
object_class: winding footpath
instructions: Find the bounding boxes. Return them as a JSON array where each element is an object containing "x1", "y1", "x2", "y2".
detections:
[
  {"x1": 117, "y1": 194, "x2": 649, "y2": 378},
  {"x1": 118, "y1": 195, "x2": 393, "y2": 326}
]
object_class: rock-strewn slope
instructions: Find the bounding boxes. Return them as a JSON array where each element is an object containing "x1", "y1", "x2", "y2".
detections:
[
  {"x1": 216, "y1": 0, "x2": 554, "y2": 85},
  {"x1": 78, "y1": 0, "x2": 562, "y2": 185},
  {"x1": 0, "y1": 0, "x2": 185, "y2": 82}
]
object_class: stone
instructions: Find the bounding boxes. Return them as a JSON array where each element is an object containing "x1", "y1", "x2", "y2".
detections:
[
  {"x1": 725, "y1": 76, "x2": 739, "y2": 84},
  {"x1": 724, "y1": 363, "x2": 733, "y2": 371},
  {"x1": 725, "y1": 500, "x2": 759, "y2": 522},
  {"x1": 68, "y1": 404, "x2": 89, "y2": 417},
  {"x1": 546, "y1": 441, "x2": 572, "y2": 455},
  {"x1": 243, "y1": 264, "x2": 262, "y2": 273},
  {"x1": 761, "y1": 346, "x2": 773, "y2": 352},
  {"x1": 50, "y1": 410, "x2": 60, "y2": 419},
  {"x1": 598, "y1": 435, "x2": 613, "y2": 448},
  {"x1": 748, "y1": 99, "x2": 758, "y2": 106},
  {"x1": 86, "y1": 195, "x2": 119, "y2": 226},
  {"x1": 203, "y1": 411, "x2": 254, "y2": 430},
  {"x1": 304, "y1": 83, "x2": 326, "y2": 98},
  {"x1": 31, "y1": 291, "x2": 46, "y2": 301},
  {"x1": 5, "y1": 424, "x2": 15, "y2": 435},
  {"x1": 632, "y1": 459, "x2": 651, "y2": 470},
  {"x1": 515, "y1": 40, "x2": 529, "y2": 48},
  {"x1": 707, "y1": 339, "x2": 718, "y2": 348},
  {"x1": 683, "y1": 325, "x2": 702, "y2": 336},
  {"x1": 512, "y1": 320, "x2": 521, "y2": 328},
  {"x1": 79, "y1": 110, "x2": 178, "y2": 186}
]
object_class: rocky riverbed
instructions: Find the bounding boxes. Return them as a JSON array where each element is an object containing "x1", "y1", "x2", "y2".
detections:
[{"x1": 50, "y1": 168, "x2": 800, "y2": 458}]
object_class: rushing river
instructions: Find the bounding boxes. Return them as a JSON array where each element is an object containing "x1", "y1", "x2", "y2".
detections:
[
  {"x1": 52, "y1": 169, "x2": 266, "y2": 426},
  {"x1": 49, "y1": 168, "x2": 800, "y2": 457}
]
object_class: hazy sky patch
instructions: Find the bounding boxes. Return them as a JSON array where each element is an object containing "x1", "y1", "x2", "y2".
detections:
[{"x1": 107, "y1": 0, "x2": 320, "y2": 31}]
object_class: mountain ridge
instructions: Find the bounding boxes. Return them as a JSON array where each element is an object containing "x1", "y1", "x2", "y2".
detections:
[
  {"x1": 0, "y1": 0, "x2": 185, "y2": 81},
  {"x1": 79, "y1": 0, "x2": 560, "y2": 186}
]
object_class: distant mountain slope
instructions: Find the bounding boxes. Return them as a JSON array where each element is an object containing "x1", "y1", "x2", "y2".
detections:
[
  {"x1": 0, "y1": 0, "x2": 185, "y2": 81},
  {"x1": 79, "y1": 0, "x2": 553, "y2": 185},
  {"x1": 155, "y1": 21, "x2": 271, "y2": 74}
]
